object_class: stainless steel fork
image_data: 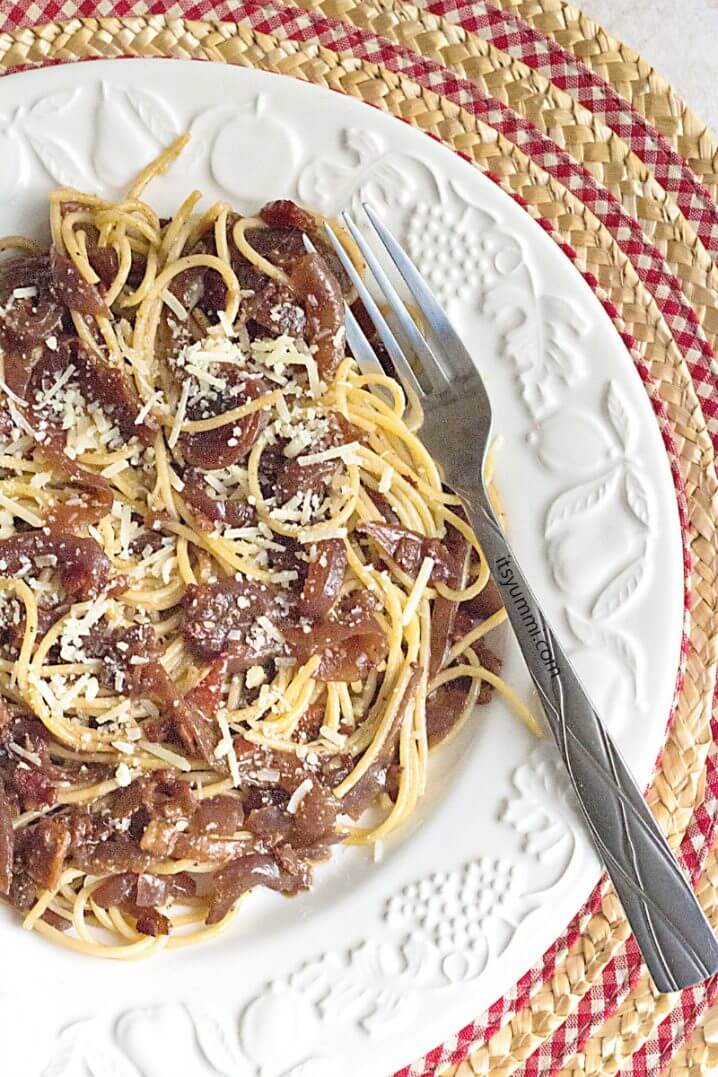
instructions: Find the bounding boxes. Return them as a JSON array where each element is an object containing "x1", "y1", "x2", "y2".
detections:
[{"x1": 322, "y1": 204, "x2": 718, "y2": 993}]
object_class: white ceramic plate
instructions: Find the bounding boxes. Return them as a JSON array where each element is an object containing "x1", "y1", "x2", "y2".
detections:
[{"x1": 0, "y1": 60, "x2": 684, "y2": 1077}]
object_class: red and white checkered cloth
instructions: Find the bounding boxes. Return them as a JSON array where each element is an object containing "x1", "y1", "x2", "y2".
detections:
[{"x1": 2, "y1": 1, "x2": 717, "y2": 1073}]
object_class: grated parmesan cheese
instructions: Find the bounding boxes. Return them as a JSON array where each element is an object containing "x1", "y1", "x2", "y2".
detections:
[
  {"x1": 319, "y1": 725, "x2": 347, "y2": 748},
  {"x1": 287, "y1": 778, "x2": 313, "y2": 815},
  {"x1": 168, "y1": 380, "x2": 191, "y2": 449},
  {"x1": 161, "y1": 289, "x2": 188, "y2": 321},
  {"x1": 114, "y1": 762, "x2": 133, "y2": 788},
  {"x1": 216, "y1": 712, "x2": 240, "y2": 787},
  {"x1": 378, "y1": 467, "x2": 394, "y2": 494},
  {"x1": 401, "y1": 556, "x2": 435, "y2": 627},
  {"x1": 297, "y1": 442, "x2": 360, "y2": 467}
]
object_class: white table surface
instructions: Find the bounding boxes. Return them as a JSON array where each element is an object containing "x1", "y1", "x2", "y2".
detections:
[{"x1": 579, "y1": 0, "x2": 718, "y2": 138}]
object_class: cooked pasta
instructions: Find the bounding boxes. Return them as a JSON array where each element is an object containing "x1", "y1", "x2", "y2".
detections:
[{"x1": 0, "y1": 137, "x2": 534, "y2": 958}]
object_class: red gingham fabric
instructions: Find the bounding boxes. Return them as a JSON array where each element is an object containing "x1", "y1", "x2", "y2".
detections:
[{"x1": 1, "y1": 2, "x2": 717, "y2": 1074}]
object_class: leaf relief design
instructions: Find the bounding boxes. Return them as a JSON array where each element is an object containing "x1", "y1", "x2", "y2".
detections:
[
  {"x1": 566, "y1": 608, "x2": 640, "y2": 703},
  {"x1": 544, "y1": 467, "x2": 620, "y2": 539},
  {"x1": 591, "y1": 547, "x2": 647, "y2": 619},
  {"x1": 624, "y1": 467, "x2": 652, "y2": 528},
  {"x1": 607, "y1": 379, "x2": 636, "y2": 453}
]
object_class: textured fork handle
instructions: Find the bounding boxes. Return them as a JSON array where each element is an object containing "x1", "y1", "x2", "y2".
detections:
[{"x1": 462, "y1": 487, "x2": 718, "y2": 992}]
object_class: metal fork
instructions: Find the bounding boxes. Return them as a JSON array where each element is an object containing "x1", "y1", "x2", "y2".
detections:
[{"x1": 323, "y1": 204, "x2": 718, "y2": 993}]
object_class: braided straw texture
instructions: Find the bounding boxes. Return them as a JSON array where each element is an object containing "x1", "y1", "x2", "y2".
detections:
[{"x1": 0, "y1": 4, "x2": 717, "y2": 1074}]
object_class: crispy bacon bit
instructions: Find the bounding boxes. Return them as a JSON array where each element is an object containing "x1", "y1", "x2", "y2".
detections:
[
  {"x1": 50, "y1": 247, "x2": 109, "y2": 317},
  {"x1": 190, "y1": 795, "x2": 244, "y2": 837},
  {"x1": 429, "y1": 525, "x2": 471, "y2": 678},
  {"x1": 259, "y1": 200, "x2": 316, "y2": 233},
  {"x1": 290, "y1": 253, "x2": 344, "y2": 378},
  {"x1": 286, "y1": 590, "x2": 387, "y2": 682},
  {"x1": 181, "y1": 577, "x2": 283, "y2": 663},
  {"x1": 38, "y1": 444, "x2": 113, "y2": 528},
  {"x1": 358, "y1": 521, "x2": 456, "y2": 583},
  {"x1": 299, "y1": 539, "x2": 347, "y2": 620},
  {"x1": 0, "y1": 255, "x2": 63, "y2": 354},
  {"x1": 0, "y1": 529, "x2": 119, "y2": 601},
  {"x1": 0, "y1": 778, "x2": 13, "y2": 895},
  {"x1": 21, "y1": 818, "x2": 70, "y2": 890},
  {"x1": 135, "y1": 909, "x2": 171, "y2": 936},
  {"x1": 275, "y1": 457, "x2": 335, "y2": 505},
  {"x1": 85, "y1": 243, "x2": 120, "y2": 289},
  {"x1": 453, "y1": 578, "x2": 504, "y2": 640},
  {"x1": 182, "y1": 469, "x2": 253, "y2": 531},
  {"x1": 12, "y1": 766, "x2": 56, "y2": 811},
  {"x1": 180, "y1": 375, "x2": 271, "y2": 470},
  {"x1": 244, "y1": 280, "x2": 306, "y2": 338},
  {"x1": 206, "y1": 852, "x2": 306, "y2": 924}
]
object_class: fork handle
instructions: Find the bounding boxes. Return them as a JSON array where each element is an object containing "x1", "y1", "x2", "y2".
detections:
[{"x1": 461, "y1": 487, "x2": 718, "y2": 992}]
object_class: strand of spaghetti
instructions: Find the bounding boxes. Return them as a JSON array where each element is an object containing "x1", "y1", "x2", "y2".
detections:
[
  {"x1": 160, "y1": 189, "x2": 202, "y2": 264},
  {"x1": 127, "y1": 134, "x2": 190, "y2": 201},
  {"x1": 446, "y1": 608, "x2": 508, "y2": 665},
  {"x1": 430, "y1": 662, "x2": 542, "y2": 736},
  {"x1": 132, "y1": 252, "x2": 240, "y2": 358},
  {"x1": 178, "y1": 390, "x2": 281, "y2": 433},
  {"x1": 0, "y1": 235, "x2": 41, "y2": 254},
  {"x1": 233, "y1": 217, "x2": 289, "y2": 286},
  {"x1": 119, "y1": 243, "x2": 158, "y2": 308},
  {"x1": 23, "y1": 868, "x2": 85, "y2": 931},
  {"x1": 333, "y1": 662, "x2": 415, "y2": 798}
]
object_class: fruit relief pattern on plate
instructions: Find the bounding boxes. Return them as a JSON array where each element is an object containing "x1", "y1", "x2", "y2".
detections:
[
  {"x1": 0, "y1": 80, "x2": 665, "y2": 735},
  {"x1": 0, "y1": 65, "x2": 681, "y2": 1077},
  {"x1": 15, "y1": 745, "x2": 586, "y2": 1077}
]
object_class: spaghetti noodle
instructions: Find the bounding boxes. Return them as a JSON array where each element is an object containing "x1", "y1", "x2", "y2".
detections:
[{"x1": 0, "y1": 137, "x2": 534, "y2": 958}]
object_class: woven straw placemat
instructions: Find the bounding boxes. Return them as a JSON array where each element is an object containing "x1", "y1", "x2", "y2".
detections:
[{"x1": 1, "y1": 1, "x2": 718, "y2": 1074}]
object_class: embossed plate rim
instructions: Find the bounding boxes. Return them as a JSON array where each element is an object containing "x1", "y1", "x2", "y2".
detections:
[{"x1": 0, "y1": 59, "x2": 686, "y2": 1077}]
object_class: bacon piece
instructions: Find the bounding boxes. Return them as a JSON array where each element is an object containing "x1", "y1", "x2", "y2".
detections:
[
  {"x1": 21, "y1": 818, "x2": 70, "y2": 890},
  {"x1": 0, "y1": 255, "x2": 63, "y2": 354},
  {"x1": 38, "y1": 445, "x2": 113, "y2": 528},
  {"x1": 357, "y1": 521, "x2": 456, "y2": 583},
  {"x1": 452, "y1": 578, "x2": 504, "y2": 641},
  {"x1": 135, "y1": 909, "x2": 170, "y2": 936},
  {"x1": 0, "y1": 529, "x2": 119, "y2": 601},
  {"x1": 286, "y1": 591, "x2": 387, "y2": 682},
  {"x1": 428, "y1": 524, "x2": 471, "y2": 678},
  {"x1": 179, "y1": 375, "x2": 271, "y2": 470},
  {"x1": 25, "y1": 339, "x2": 155, "y2": 445},
  {"x1": 206, "y1": 852, "x2": 307, "y2": 924},
  {"x1": 0, "y1": 777, "x2": 13, "y2": 895},
  {"x1": 298, "y1": 539, "x2": 347, "y2": 620},
  {"x1": 244, "y1": 280, "x2": 306, "y2": 338},
  {"x1": 85, "y1": 243, "x2": 120, "y2": 289},
  {"x1": 182, "y1": 469, "x2": 253, "y2": 531},
  {"x1": 181, "y1": 577, "x2": 283, "y2": 663},
  {"x1": 50, "y1": 248, "x2": 109, "y2": 317},
  {"x1": 259, "y1": 200, "x2": 316, "y2": 232},
  {"x1": 275, "y1": 457, "x2": 335, "y2": 504},
  {"x1": 290, "y1": 253, "x2": 344, "y2": 378},
  {"x1": 190, "y1": 795, "x2": 244, "y2": 837}
]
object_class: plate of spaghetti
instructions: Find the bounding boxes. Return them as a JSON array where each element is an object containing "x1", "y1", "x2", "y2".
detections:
[{"x1": 0, "y1": 60, "x2": 685, "y2": 1077}]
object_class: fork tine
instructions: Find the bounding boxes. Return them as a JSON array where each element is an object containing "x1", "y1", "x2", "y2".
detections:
[
  {"x1": 323, "y1": 222, "x2": 425, "y2": 401},
  {"x1": 303, "y1": 233, "x2": 384, "y2": 379},
  {"x1": 340, "y1": 212, "x2": 452, "y2": 393},
  {"x1": 343, "y1": 305, "x2": 386, "y2": 378},
  {"x1": 362, "y1": 202, "x2": 476, "y2": 378}
]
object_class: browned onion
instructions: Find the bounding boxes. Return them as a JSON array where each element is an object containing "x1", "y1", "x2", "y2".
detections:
[{"x1": 299, "y1": 538, "x2": 347, "y2": 620}]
